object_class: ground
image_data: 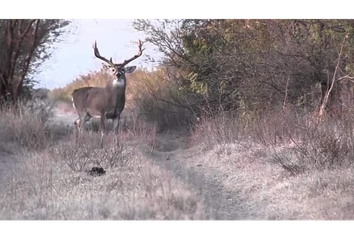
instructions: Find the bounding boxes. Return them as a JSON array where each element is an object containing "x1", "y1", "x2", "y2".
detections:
[
  {"x1": 51, "y1": 103, "x2": 248, "y2": 219},
  {"x1": 1, "y1": 101, "x2": 354, "y2": 219}
]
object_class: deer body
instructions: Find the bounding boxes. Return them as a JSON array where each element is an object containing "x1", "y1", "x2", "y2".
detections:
[
  {"x1": 72, "y1": 86, "x2": 124, "y2": 132},
  {"x1": 72, "y1": 40, "x2": 143, "y2": 133}
]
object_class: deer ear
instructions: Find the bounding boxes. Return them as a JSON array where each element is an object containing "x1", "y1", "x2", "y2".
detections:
[
  {"x1": 124, "y1": 66, "x2": 136, "y2": 73},
  {"x1": 102, "y1": 64, "x2": 110, "y2": 70}
]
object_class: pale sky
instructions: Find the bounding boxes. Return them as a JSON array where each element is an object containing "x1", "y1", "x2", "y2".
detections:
[{"x1": 36, "y1": 19, "x2": 162, "y2": 90}]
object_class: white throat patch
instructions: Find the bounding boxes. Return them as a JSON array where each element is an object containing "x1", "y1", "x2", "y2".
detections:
[{"x1": 112, "y1": 79, "x2": 125, "y2": 87}]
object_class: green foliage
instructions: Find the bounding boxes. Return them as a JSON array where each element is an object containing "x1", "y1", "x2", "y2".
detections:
[{"x1": 135, "y1": 19, "x2": 354, "y2": 117}]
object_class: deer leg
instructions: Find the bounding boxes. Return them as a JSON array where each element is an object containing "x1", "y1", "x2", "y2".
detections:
[
  {"x1": 74, "y1": 118, "x2": 81, "y2": 129},
  {"x1": 74, "y1": 118, "x2": 80, "y2": 142},
  {"x1": 78, "y1": 115, "x2": 85, "y2": 132},
  {"x1": 99, "y1": 117, "x2": 106, "y2": 148},
  {"x1": 100, "y1": 117, "x2": 106, "y2": 134},
  {"x1": 83, "y1": 114, "x2": 91, "y2": 126},
  {"x1": 113, "y1": 115, "x2": 120, "y2": 134},
  {"x1": 77, "y1": 113, "x2": 91, "y2": 132}
]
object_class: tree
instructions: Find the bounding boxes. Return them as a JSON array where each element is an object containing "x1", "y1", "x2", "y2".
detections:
[
  {"x1": 134, "y1": 19, "x2": 354, "y2": 118},
  {"x1": 0, "y1": 19, "x2": 70, "y2": 104}
]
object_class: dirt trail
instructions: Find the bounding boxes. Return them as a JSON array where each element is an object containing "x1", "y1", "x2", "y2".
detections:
[
  {"x1": 0, "y1": 104, "x2": 253, "y2": 219},
  {"x1": 0, "y1": 152, "x2": 17, "y2": 183},
  {"x1": 51, "y1": 101, "x2": 78, "y2": 126},
  {"x1": 3, "y1": 104, "x2": 353, "y2": 219},
  {"x1": 141, "y1": 131, "x2": 256, "y2": 220}
]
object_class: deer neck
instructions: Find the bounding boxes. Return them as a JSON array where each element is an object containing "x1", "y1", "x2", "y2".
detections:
[
  {"x1": 106, "y1": 77, "x2": 126, "y2": 105},
  {"x1": 112, "y1": 76, "x2": 126, "y2": 89}
]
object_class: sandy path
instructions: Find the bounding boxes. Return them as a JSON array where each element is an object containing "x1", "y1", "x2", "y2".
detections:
[
  {"x1": 142, "y1": 131, "x2": 255, "y2": 220},
  {"x1": 0, "y1": 152, "x2": 17, "y2": 183},
  {"x1": 0, "y1": 105, "x2": 252, "y2": 219}
]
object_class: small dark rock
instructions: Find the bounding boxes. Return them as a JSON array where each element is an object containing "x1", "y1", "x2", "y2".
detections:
[{"x1": 88, "y1": 167, "x2": 106, "y2": 176}]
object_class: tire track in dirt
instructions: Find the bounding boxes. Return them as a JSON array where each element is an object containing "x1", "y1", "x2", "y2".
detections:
[
  {"x1": 142, "y1": 132, "x2": 258, "y2": 220},
  {"x1": 0, "y1": 151, "x2": 17, "y2": 184}
]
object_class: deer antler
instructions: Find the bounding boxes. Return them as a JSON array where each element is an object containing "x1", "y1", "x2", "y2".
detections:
[
  {"x1": 120, "y1": 40, "x2": 145, "y2": 67},
  {"x1": 93, "y1": 41, "x2": 115, "y2": 67}
]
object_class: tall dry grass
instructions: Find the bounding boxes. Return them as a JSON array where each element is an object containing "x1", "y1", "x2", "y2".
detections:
[
  {"x1": 127, "y1": 68, "x2": 193, "y2": 131},
  {"x1": 0, "y1": 148, "x2": 205, "y2": 219},
  {"x1": 0, "y1": 99, "x2": 206, "y2": 220},
  {"x1": 49, "y1": 69, "x2": 110, "y2": 102},
  {"x1": 0, "y1": 101, "x2": 54, "y2": 151},
  {"x1": 191, "y1": 107, "x2": 354, "y2": 174},
  {"x1": 187, "y1": 107, "x2": 354, "y2": 219}
]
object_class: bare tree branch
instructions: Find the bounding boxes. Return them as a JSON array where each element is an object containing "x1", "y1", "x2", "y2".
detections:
[{"x1": 317, "y1": 34, "x2": 348, "y2": 120}]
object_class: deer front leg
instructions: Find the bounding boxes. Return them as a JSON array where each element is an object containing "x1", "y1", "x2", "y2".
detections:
[
  {"x1": 113, "y1": 115, "x2": 120, "y2": 134},
  {"x1": 100, "y1": 117, "x2": 106, "y2": 134},
  {"x1": 77, "y1": 113, "x2": 92, "y2": 132},
  {"x1": 100, "y1": 117, "x2": 106, "y2": 148}
]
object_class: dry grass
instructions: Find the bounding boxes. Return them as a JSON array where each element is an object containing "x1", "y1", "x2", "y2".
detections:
[
  {"x1": 187, "y1": 110, "x2": 354, "y2": 219},
  {"x1": 190, "y1": 113, "x2": 246, "y2": 149},
  {"x1": 0, "y1": 146, "x2": 205, "y2": 219},
  {"x1": 74, "y1": 113, "x2": 158, "y2": 150},
  {"x1": 0, "y1": 101, "x2": 54, "y2": 151},
  {"x1": 54, "y1": 133, "x2": 133, "y2": 172},
  {"x1": 192, "y1": 109, "x2": 354, "y2": 173},
  {"x1": 128, "y1": 68, "x2": 193, "y2": 131},
  {"x1": 0, "y1": 104, "x2": 205, "y2": 220},
  {"x1": 175, "y1": 141, "x2": 354, "y2": 219},
  {"x1": 2, "y1": 98, "x2": 354, "y2": 219}
]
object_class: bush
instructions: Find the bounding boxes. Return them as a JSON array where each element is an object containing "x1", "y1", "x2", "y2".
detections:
[
  {"x1": 0, "y1": 101, "x2": 54, "y2": 150},
  {"x1": 53, "y1": 132, "x2": 132, "y2": 172},
  {"x1": 128, "y1": 68, "x2": 195, "y2": 131},
  {"x1": 191, "y1": 106, "x2": 354, "y2": 174}
]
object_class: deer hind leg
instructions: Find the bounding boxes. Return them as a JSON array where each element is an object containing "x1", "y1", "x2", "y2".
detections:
[
  {"x1": 74, "y1": 118, "x2": 81, "y2": 128},
  {"x1": 74, "y1": 118, "x2": 80, "y2": 141}
]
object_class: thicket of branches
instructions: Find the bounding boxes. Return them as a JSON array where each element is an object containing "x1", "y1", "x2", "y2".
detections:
[
  {"x1": 134, "y1": 19, "x2": 354, "y2": 119},
  {"x1": 0, "y1": 19, "x2": 70, "y2": 105}
]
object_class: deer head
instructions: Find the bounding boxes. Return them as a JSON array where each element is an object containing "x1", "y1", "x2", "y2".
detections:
[{"x1": 93, "y1": 40, "x2": 144, "y2": 84}]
